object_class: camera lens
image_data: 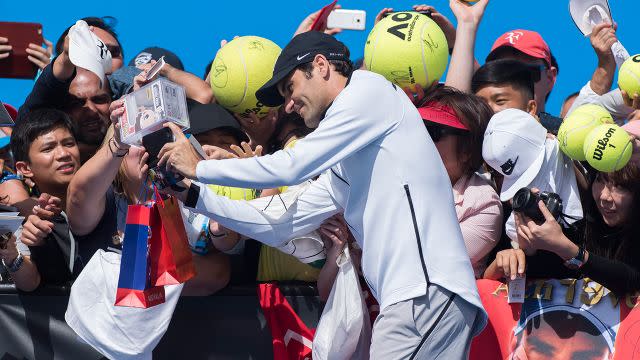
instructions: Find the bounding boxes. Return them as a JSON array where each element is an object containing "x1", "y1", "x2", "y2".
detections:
[{"x1": 512, "y1": 188, "x2": 533, "y2": 212}]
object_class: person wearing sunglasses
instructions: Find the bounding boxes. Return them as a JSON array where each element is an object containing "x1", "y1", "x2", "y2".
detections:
[
  {"x1": 55, "y1": 17, "x2": 124, "y2": 73},
  {"x1": 418, "y1": 86, "x2": 502, "y2": 278}
]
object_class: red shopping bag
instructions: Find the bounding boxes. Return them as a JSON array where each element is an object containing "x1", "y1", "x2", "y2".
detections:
[
  {"x1": 258, "y1": 283, "x2": 315, "y2": 360},
  {"x1": 115, "y1": 204, "x2": 166, "y2": 308},
  {"x1": 149, "y1": 190, "x2": 196, "y2": 286}
]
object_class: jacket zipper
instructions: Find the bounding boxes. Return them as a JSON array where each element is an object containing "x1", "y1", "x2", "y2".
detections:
[{"x1": 404, "y1": 184, "x2": 430, "y2": 287}]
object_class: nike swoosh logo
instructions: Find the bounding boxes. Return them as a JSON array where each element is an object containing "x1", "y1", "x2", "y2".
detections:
[{"x1": 297, "y1": 53, "x2": 311, "y2": 61}]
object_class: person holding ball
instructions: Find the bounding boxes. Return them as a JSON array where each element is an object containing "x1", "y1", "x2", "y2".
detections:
[{"x1": 142, "y1": 22, "x2": 486, "y2": 359}]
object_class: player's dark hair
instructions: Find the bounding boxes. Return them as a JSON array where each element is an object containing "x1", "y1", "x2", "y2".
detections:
[{"x1": 472, "y1": 59, "x2": 535, "y2": 101}]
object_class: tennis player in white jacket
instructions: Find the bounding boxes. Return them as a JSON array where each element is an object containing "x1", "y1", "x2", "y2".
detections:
[{"x1": 155, "y1": 31, "x2": 486, "y2": 358}]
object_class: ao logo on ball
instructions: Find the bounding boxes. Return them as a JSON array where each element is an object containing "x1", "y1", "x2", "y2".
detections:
[{"x1": 364, "y1": 11, "x2": 449, "y2": 89}]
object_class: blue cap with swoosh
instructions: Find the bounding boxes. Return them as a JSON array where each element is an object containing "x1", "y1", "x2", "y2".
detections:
[{"x1": 256, "y1": 31, "x2": 349, "y2": 107}]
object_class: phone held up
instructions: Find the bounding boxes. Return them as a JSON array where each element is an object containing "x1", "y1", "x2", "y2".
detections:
[{"x1": 327, "y1": 9, "x2": 366, "y2": 31}]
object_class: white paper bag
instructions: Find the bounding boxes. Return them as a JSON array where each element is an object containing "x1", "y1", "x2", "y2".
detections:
[
  {"x1": 312, "y1": 247, "x2": 371, "y2": 360},
  {"x1": 65, "y1": 250, "x2": 183, "y2": 360}
]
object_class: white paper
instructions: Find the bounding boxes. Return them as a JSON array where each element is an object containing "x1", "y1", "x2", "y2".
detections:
[{"x1": 508, "y1": 275, "x2": 526, "y2": 304}]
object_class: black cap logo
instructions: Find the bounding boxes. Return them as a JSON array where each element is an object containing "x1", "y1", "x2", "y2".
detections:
[
  {"x1": 500, "y1": 156, "x2": 519, "y2": 176},
  {"x1": 97, "y1": 40, "x2": 107, "y2": 60}
]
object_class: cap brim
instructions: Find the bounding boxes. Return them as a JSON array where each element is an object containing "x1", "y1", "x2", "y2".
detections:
[
  {"x1": 499, "y1": 144, "x2": 546, "y2": 202},
  {"x1": 487, "y1": 44, "x2": 550, "y2": 67},
  {"x1": 255, "y1": 65, "x2": 297, "y2": 107}
]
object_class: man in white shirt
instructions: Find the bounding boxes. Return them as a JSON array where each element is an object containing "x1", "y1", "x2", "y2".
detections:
[{"x1": 153, "y1": 31, "x2": 486, "y2": 358}]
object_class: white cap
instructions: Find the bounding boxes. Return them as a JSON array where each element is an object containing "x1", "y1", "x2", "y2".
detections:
[
  {"x1": 68, "y1": 20, "x2": 112, "y2": 87},
  {"x1": 482, "y1": 109, "x2": 547, "y2": 201}
]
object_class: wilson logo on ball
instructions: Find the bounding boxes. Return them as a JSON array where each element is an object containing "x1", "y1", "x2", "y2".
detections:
[{"x1": 592, "y1": 127, "x2": 617, "y2": 161}]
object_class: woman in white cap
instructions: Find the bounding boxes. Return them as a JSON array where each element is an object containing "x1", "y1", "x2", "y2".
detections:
[{"x1": 486, "y1": 162, "x2": 640, "y2": 296}]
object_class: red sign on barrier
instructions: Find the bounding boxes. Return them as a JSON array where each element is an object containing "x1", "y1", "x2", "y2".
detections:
[{"x1": 471, "y1": 279, "x2": 640, "y2": 360}]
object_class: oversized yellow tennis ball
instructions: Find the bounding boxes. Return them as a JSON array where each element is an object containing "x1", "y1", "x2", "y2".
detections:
[
  {"x1": 583, "y1": 124, "x2": 633, "y2": 172},
  {"x1": 558, "y1": 104, "x2": 614, "y2": 161},
  {"x1": 209, "y1": 36, "x2": 281, "y2": 118},
  {"x1": 364, "y1": 12, "x2": 449, "y2": 89},
  {"x1": 618, "y1": 54, "x2": 640, "y2": 97}
]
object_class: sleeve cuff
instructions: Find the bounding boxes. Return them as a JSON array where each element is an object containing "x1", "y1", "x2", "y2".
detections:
[{"x1": 185, "y1": 182, "x2": 201, "y2": 208}]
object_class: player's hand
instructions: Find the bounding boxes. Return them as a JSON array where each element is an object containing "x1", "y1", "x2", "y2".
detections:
[{"x1": 157, "y1": 122, "x2": 200, "y2": 180}]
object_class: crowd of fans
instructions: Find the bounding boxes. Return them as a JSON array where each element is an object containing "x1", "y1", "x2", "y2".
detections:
[{"x1": 1, "y1": 0, "x2": 640, "y2": 353}]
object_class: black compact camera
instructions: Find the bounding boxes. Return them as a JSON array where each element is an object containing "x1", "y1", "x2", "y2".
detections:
[
  {"x1": 512, "y1": 188, "x2": 563, "y2": 223},
  {"x1": 142, "y1": 128, "x2": 184, "y2": 190}
]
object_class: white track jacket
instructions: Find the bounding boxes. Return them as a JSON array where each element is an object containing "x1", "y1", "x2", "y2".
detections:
[{"x1": 188, "y1": 70, "x2": 486, "y2": 331}]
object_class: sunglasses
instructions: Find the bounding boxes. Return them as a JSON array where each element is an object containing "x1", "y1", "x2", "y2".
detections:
[
  {"x1": 106, "y1": 44, "x2": 122, "y2": 58},
  {"x1": 425, "y1": 124, "x2": 467, "y2": 143}
]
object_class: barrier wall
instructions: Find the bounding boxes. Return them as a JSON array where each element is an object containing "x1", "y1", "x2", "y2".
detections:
[
  {"x1": 2, "y1": 279, "x2": 639, "y2": 359},
  {"x1": 0, "y1": 283, "x2": 321, "y2": 360}
]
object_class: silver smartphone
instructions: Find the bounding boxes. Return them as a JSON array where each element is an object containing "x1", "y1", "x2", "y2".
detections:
[{"x1": 327, "y1": 9, "x2": 366, "y2": 31}]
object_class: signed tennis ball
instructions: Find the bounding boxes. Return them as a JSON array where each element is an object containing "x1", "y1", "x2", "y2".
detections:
[
  {"x1": 364, "y1": 12, "x2": 449, "y2": 89},
  {"x1": 558, "y1": 104, "x2": 614, "y2": 161},
  {"x1": 583, "y1": 124, "x2": 633, "y2": 172},
  {"x1": 209, "y1": 36, "x2": 281, "y2": 118},
  {"x1": 618, "y1": 54, "x2": 640, "y2": 98}
]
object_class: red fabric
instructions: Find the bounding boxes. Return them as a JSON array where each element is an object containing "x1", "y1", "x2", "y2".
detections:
[
  {"x1": 470, "y1": 279, "x2": 640, "y2": 360},
  {"x1": 489, "y1": 29, "x2": 552, "y2": 67},
  {"x1": 149, "y1": 194, "x2": 196, "y2": 286},
  {"x1": 470, "y1": 280, "x2": 521, "y2": 359},
  {"x1": 418, "y1": 102, "x2": 469, "y2": 130},
  {"x1": 258, "y1": 283, "x2": 315, "y2": 360},
  {"x1": 613, "y1": 293, "x2": 640, "y2": 359}
]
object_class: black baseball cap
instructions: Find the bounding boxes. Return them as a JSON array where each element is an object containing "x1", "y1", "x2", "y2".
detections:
[
  {"x1": 256, "y1": 31, "x2": 349, "y2": 107},
  {"x1": 129, "y1": 47, "x2": 184, "y2": 71},
  {"x1": 188, "y1": 102, "x2": 249, "y2": 143}
]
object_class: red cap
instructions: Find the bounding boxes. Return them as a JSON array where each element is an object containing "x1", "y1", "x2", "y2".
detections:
[
  {"x1": 487, "y1": 30, "x2": 552, "y2": 68},
  {"x1": 418, "y1": 102, "x2": 468, "y2": 130},
  {"x1": 2, "y1": 103, "x2": 17, "y2": 121}
]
